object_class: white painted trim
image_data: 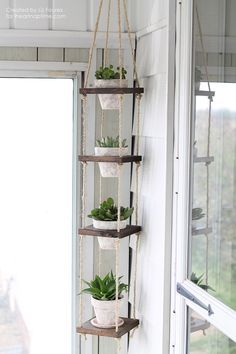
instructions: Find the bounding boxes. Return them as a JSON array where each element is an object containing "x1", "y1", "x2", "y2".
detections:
[
  {"x1": 0, "y1": 29, "x2": 135, "y2": 48},
  {"x1": 171, "y1": 0, "x2": 194, "y2": 353},
  {"x1": 136, "y1": 19, "x2": 167, "y2": 39},
  {"x1": 181, "y1": 280, "x2": 236, "y2": 342},
  {"x1": 0, "y1": 60, "x2": 87, "y2": 72}
]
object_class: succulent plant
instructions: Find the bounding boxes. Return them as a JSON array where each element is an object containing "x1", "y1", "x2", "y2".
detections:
[
  {"x1": 96, "y1": 136, "x2": 128, "y2": 148},
  {"x1": 95, "y1": 65, "x2": 127, "y2": 80},
  {"x1": 81, "y1": 271, "x2": 128, "y2": 300},
  {"x1": 192, "y1": 207, "x2": 205, "y2": 220},
  {"x1": 191, "y1": 272, "x2": 215, "y2": 291},
  {"x1": 88, "y1": 197, "x2": 133, "y2": 221}
]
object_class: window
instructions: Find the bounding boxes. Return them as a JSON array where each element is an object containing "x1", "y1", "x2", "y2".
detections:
[{"x1": 0, "y1": 78, "x2": 74, "y2": 354}]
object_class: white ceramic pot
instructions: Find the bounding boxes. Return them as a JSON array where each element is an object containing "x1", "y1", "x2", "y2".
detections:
[
  {"x1": 93, "y1": 219, "x2": 127, "y2": 230},
  {"x1": 91, "y1": 296, "x2": 122, "y2": 327},
  {"x1": 94, "y1": 79, "x2": 128, "y2": 110},
  {"x1": 95, "y1": 147, "x2": 128, "y2": 178},
  {"x1": 93, "y1": 219, "x2": 127, "y2": 250}
]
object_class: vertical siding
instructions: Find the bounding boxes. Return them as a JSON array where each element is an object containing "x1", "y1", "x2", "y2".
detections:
[
  {"x1": 52, "y1": 0, "x2": 87, "y2": 30},
  {"x1": 129, "y1": 0, "x2": 174, "y2": 353}
]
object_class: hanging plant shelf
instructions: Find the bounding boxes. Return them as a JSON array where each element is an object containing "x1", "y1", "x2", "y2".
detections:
[
  {"x1": 193, "y1": 156, "x2": 214, "y2": 164},
  {"x1": 192, "y1": 227, "x2": 213, "y2": 236},
  {"x1": 79, "y1": 155, "x2": 142, "y2": 163},
  {"x1": 191, "y1": 318, "x2": 210, "y2": 333},
  {"x1": 80, "y1": 87, "x2": 144, "y2": 95},
  {"x1": 195, "y1": 90, "x2": 215, "y2": 98},
  {"x1": 77, "y1": 317, "x2": 139, "y2": 338},
  {"x1": 79, "y1": 225, "x2": 141, "y2": 239}
]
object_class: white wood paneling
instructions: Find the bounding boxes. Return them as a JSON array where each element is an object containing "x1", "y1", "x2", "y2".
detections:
[
  {"x1": 135, "y1": 0, "x2": 167, "y2": 32},
  {"x1": 14, "y1": 0, "x2": 50, "y2": 29},
  {"x1": 0, "y1": 0, "x2": 10, "y2": 29},
  {"x1": 137, "y1": 27, "x2": 167, "y2": 78},
  {"x1": 0, "y1": 30, "x2": 134, "y2": 48},
  {"x1": 52, "y1": 0, "x2": 87, "y2": 30},
  {"x1": 89, "y1": 0, "x2": 124, "y2": 32},
  {"x1": 141, "y1": 74, "x2": 167, "y2": 138}
]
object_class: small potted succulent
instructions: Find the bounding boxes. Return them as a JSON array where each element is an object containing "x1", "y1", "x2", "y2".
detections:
[
  {"x1": 95, "y1": 136, "x2": 128, "y2": 177},
  {"x1": 88, "y1": 197, "x2": 133, "y2": 249},
  {"x1": 190, "y1": 272, "x2": 215, "y2": 292},
  {"x1": 81, "y1": 271, "x2": 128, "y2": 328},
  {"x1": 192, "y1": 207, "x2": 205, "y2": 230},
  {"x1": 195, "y1": 67, "x2": 202, "y2": 91},
  {"x1": 94, "y1": 65, "x2": 128, "y2": 110}
]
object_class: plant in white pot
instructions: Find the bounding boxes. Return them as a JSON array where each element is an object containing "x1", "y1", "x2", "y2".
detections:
[
  {"x1": 95, "y1": 65, "x2": 128, "y2": 110},
  {"x1": 95, "y1": 136, "x2": 128, "y2": 177},
  {"x1": 81, "y1": 271, "x2": 128, "y2": 328},
  {"x1": 88, "y1": 197, "x2": 134, "y2": 250}
]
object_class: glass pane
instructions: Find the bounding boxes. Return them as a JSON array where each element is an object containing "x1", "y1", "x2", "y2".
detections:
[
  {"x1": 189, "y1": 309, "x2": 236, "y2": 354},
  {"x1": 0, "y1": 78, "x2": 73, "y2": 354},
  {"x1": 190, "y1": 0, "x2": 236, "y2": 310}
]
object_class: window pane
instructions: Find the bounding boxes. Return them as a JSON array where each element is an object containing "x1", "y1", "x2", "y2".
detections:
[
  {"x1": 189, "y1": 310, "x2": 236, "y2": 354},
  {"x1": 189, "y1": 0, "x2": 236, "y2": 311},
  {"x1": 0, "y1": 78, "x2": 73, "y2": 354}
]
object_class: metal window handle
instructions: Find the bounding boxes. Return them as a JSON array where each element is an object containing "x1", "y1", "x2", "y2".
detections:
[{"x1": 177, "y1": 283, "x2": 214, "y2": 316}]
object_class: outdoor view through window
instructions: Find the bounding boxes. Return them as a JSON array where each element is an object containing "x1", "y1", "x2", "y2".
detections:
[
  {"x1": 0, "y1": 78, "x2": 73, "y2": 354},
  {"x1": 190, "y1": 0, "x2": 236, "y2": 353}
]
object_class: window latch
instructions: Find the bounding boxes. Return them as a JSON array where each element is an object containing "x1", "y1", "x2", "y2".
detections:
[{"x1": 177, "y1": 283, "x2": 214, "y2": 316}]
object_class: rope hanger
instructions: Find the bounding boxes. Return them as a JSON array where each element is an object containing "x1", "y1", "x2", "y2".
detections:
[
  {"x1": 79, "y1": 0, "x2": 143, "y2": 348},
  {"x1": 195, "y1": 4, "x2": 213, "y2": 286}
]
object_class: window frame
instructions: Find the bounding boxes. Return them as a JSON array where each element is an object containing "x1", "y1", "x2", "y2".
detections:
[
  {"x1": 0, "y1": 63, "x2": 85, "y2": 354},
  {"x1": 171, "y1": 0, "x2": 236, "y2": 353}
]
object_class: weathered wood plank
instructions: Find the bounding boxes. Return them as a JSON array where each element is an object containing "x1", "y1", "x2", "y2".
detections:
[
  {"x1": 78, "y1": 225, "x2": 141, "y2": 239},
  {"x1": 77, "y1": 317, "x2": 139, "y2": 338},
  {"x1": 78, "y1": 155, "x2": 142, "y2": 163},
  {"x1": 38, "y1": 47, "x2": 63, "y2": 61},
  {"x1": 80, "y1": 87, "x2": 144, "y2": 95},
  {"x1": 0, "y1": 47, "x2": 37, "y2": 60}
]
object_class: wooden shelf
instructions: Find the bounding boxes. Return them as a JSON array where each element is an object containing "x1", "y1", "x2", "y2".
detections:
[
  {"x1": 192, "y1": 227, "x2": 213, "y2": 236},
  {"x1": 195, "y1": 90, "x2": 215, "y2": 98},
  {"x1": 79, "y1": 155, "x2": 142, "y2": 163},
  {"x1": 77, "y1": 317, "x2": 139, "y2": 338},
  {"x1": 80, "y1": 87, "x2": 144, "y2": 95},
  {"x1": 194, "y1": 156, "x2": 214, "y2": 164},
  {"x1": 79, "y1": 225, "x2": 141, "y2": 239},
  {"x1": 191, "y1": 318, "x2": 210, "y2": 333}
]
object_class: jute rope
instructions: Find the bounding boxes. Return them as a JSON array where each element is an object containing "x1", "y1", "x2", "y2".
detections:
[
  {"x1": 79, "y1": 234, "x2": 84, "y2": 327},
  {"x1": 104, "y1": 0, "x2": 112, "y2": 67},
  {"x1": 122, "y1": 0, "x2": 140, "y2": 87},
  {"x1": 85, "y1": 0, "x2": 104, "y2": 88},
  {"x1": 115, "y1": 0, "x2": 123, "y2": 335},
  {"x1": 115, "y1": 238, "x2": 120, "y2": 332},
  {"x1": 205, "y1": 98, "x2": 212, "y2": 285},
  {"x1": 196, "y1": 4, "x2": 213, "y2": 286},
  {"x1": 98, "y1": 110, "x2": 105, "y2": 277}
]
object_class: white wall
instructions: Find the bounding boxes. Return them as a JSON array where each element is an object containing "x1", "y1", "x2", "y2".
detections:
[
  {"x1": 0, "y1": 0, "x2": 131, "y2": 31},
  {"x1": 128, "y1": 1, "x2": 175, "y2": 354}
]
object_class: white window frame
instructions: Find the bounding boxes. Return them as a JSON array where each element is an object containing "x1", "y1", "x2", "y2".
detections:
[
  {"x1": 0, "y1": 61, "x2": 90, "y2": 354},
  {"x1": 171, "y1": 0, "x2": 236, "y2": 353}
]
